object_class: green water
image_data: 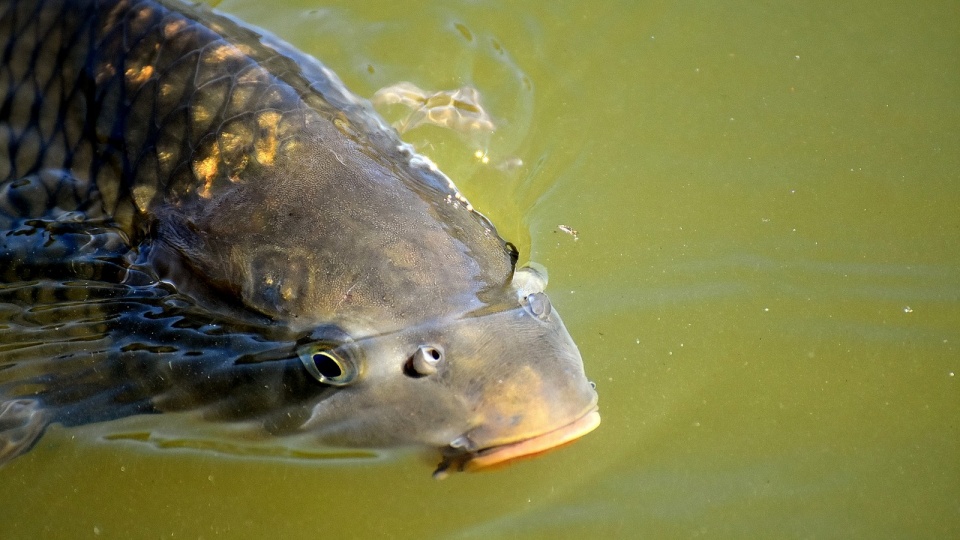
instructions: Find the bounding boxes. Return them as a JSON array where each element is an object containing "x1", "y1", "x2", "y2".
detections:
[{"x1": 2, "y1": 0, "x2": 958, "y2": 537}]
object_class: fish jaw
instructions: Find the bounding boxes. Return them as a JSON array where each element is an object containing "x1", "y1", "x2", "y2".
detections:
[{"x1": 433, "y1": 408, "x2": 600, "y2": 479}]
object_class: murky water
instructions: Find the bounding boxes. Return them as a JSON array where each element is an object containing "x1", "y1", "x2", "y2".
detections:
[{"x1": 1, "y1": 0, "x2": 958, "y2": 537}]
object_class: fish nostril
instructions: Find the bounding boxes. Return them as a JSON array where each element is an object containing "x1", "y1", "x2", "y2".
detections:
[{"x1": 403, "y1": 345, "x2": 443, "y2": 378}]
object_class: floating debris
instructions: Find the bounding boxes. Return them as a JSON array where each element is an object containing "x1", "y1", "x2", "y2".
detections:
[
  {"x1": 372, "y1": 82, "x2": 495, "y2": 135},
  {"x1": 558, "y1": 225, "x2": 579, "y2": 241}
]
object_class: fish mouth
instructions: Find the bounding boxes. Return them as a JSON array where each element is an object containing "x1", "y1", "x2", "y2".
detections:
[{"x1": 433, "y1": 408, "x2": 601, "y2": 479}]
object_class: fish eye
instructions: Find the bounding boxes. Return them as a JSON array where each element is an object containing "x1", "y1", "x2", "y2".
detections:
[
  {"x1": 404, "y1": 345, "x2": 443, "y2": 378},
  {"x1": 523, "y1": 292, "x2": 552, "y2": 320},
  {"x1": 298, "y1": 346, "x2": 359, "y2": 386}
]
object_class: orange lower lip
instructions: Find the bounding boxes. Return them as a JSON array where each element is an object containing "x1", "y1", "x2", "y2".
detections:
[{"x1": 464, "y1": 409, "x2": 601, "y2": 471}]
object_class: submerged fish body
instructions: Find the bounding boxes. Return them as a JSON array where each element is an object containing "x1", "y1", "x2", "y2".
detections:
[{"x1": 0, "y1": 0, "x2": 599, "y2": 473}]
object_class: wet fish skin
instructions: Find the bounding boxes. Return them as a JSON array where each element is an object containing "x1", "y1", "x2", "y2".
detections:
[
  {"x1": 0, "y1": 0, "x2": 598, "y2": 470},
  {"x1": 3, "y1": 0, "x2": 512, "y2": 323}
]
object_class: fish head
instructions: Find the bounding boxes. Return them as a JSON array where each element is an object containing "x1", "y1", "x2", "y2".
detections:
[
  {"x1": 153, "y1": 139, "x2": 599, "y2": 473},
  {"x1": 295, "y1": 264, "x2": 600, "y2": 475}
]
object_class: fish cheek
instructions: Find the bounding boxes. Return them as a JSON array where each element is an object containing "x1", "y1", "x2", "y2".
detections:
[
  {"x1": 313, "y1": 348, "x2": 470, "y2": 446},
  {"x1": 154, "y1": 213, "x2": 246, "y2": 300},
  {"x1": 240, "y1": 249, "x2": 313, "y2": 319},
  {"x1": 299, "y1": 382, "x2": 458, "y2": 447}
]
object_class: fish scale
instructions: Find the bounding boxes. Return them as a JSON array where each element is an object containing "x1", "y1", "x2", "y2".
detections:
[
  {"x1": 2, "y1": 0, "x2": 323, "y2": 224},
  {"x1": 0, "y1": 0, "x2": 598, "y2": 475}
]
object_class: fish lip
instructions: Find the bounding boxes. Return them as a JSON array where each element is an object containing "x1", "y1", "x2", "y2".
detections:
[{"x1": 433, "y1": 407, "x2": 601, "y2": 479}]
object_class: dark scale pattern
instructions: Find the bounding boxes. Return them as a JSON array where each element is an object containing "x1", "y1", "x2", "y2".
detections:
[
  {"x1": 0, "y1": 0, "x2": 353, "y2": 435},
  {"x1": 0, "y1": 275, "x2": 326, "y2": 430},
  {"x1": 0, "y1": 0, "x2": 339, "y2": 236}
]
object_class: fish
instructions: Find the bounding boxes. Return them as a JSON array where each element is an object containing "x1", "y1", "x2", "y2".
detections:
[{"x1": 0, "y1": 0, "x2": 599, "y2": 476}]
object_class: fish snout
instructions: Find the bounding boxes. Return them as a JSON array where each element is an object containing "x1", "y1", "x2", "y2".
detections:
[{"x1": 434, "y1": 344, "x2": 600, "y2": 478}]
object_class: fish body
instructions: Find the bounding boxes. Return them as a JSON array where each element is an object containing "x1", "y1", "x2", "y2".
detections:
[{"x1": 0, "y1": 0, "x2": 598, "y2": 474}]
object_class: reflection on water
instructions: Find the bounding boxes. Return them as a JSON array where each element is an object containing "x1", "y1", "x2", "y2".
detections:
[
  {"x1": 2, "y1": 0, "x2": 958, "y2": 538},
  {"x1": 0, "y1": 189, "x2": 321, "y2": 456},
  {"x1": 0, "y1": 212, "x2": 303, "y2": 422}
]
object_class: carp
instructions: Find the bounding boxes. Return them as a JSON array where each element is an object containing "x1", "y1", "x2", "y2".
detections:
[{"x1": 0, "y1": 0, "x2": 599, "y2": 476}]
